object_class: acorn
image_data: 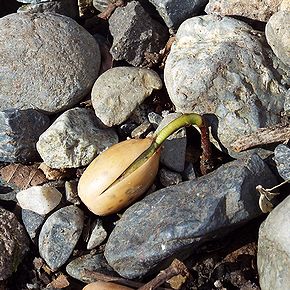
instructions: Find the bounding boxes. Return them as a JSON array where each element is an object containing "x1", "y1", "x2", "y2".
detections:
[
  {"x1": 82, "y1": 281, "x2": 133, "y2": 290},
  {"x1": 78, "y1": 113, "x2": 203, "y2": 216}
]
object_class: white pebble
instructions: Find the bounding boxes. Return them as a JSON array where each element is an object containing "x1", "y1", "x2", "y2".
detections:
[{"x1": 16, "y1": 186, "x2": 62, "y2": 215}]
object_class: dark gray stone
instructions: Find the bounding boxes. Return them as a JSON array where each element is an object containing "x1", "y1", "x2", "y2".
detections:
[
  {"x1": 273, "y1": 144, "x2": 290, "y2": 180},
  {"x1": 109, "y1": 1, "x2": 168, "y2": 66},
  {"x1": 159, "y1": 167, "x2": 182, "y2": 187},
  {"x1": 17, "y1": 0, "x2": 78, "y2": 18},
  {"x1": 21, "y1": 209, "x2": 45, "y2": 242},
  {"x1": 38, "y1": 205, "x2": 84, "y2": 271},
  {"x1": 0, "y1": 12, "x2": 100, "y2": 113},
  {"x1": 105, "y1": 154, "x2": 277, "y2": 279},
  {"x1": 0, "y1": 109, "x2": 50, "y2": 163},
  {"x1": 0, "y1": 208, "x2": 29, "y2": 280},
  {"x1": 257, "y1": 195, "x2": 290, "y2": 290},
  {"x1": 66, "y1": 252, "x2": 115, "y2": 283},
  {"x1": 149, "y1": 0, "x2": 208, "y2": 29}
]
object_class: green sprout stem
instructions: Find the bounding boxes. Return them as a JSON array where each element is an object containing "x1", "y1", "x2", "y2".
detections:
[{"x1": 120, "y1": 113, "x2": 204, "y2": 179}]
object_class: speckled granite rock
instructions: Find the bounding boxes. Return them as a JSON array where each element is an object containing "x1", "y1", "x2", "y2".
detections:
[
  {"x1": 38, "y1": 205, "x2": 84, "y2": 271},
  {"x1": 205, "y1": 0, "x2": 283, "y2": 22},
  {"x1": 164, "y1": 15, "x2": 287, "y2": 154},
  {"x1": 37, "y1": 108, "x2": 118, "y2": 168},
  {"x1": 105, "y1": 154, "x2": 277, "y2": 279},
  {"x1": 17, "y1": 0, "x2": 78, "y2": 18},
  {"x1": 0, "y1": 12, "x2": 100, "y2": 113},
  {"x1": 149, "y1": 0, "x2": 208, "y2": 29},
  {"x1": 265, "y1": 10, "x2": 290, "y2": 66},
  {"x1": 0, "y1": 109, "x2": 50, "y2": 163},
  {"x1": 0, "y1": 208, "x2": 29, "y2": 280},
  {"x1": 92, "y1": 67, "x2": 162, "y2": 126},
  {"x1": 273, "y1": 144, "x2": 290, "y2": 180},
  {"x1": 109, "y1": 1, "x2": 168, "y2": 66},
  {"x1": 257, "y1": 195, "x2": 290, "y2": 290}
]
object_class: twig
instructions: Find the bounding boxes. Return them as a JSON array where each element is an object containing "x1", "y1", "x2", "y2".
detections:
[
  {"x1": 137, "y1": 259, "x2": 189, "y2": 290},
  {"x1": 81, "y1": 270, "x2": 171, "y2": 290},
  {"x1": 98, "y1": 0, "x2": 126, "y2": 20},
  {"x1": 231, "y1": 123, "x2": 290, "y2": 152}
]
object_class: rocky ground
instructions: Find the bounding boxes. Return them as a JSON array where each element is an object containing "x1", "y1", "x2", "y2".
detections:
[{"x1": 0, "y1": 0, "x2": 289, "y2": 290}]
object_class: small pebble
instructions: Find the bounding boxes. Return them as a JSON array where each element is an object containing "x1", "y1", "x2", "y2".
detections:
[
  {"x1": 87, "y1": 219, "x2": 107, "y2": 250},
  {"x1": 159, "y1": 168, "x2": 182, "y2": 187}
]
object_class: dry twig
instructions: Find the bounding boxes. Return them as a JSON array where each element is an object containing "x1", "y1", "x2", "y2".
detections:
[
  {"x1": 231, "y1": 123, "x2": 290, "y2": 152},
  {"x1": 98, "y1": 0, "x2": 126, "y2": 20}
]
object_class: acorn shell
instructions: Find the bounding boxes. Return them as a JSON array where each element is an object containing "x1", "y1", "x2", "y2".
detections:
[
  {"x1": 78, "y1": 138, "x2": 160, "y2": 216},
  {"x1": 83, "y1": 281, "x2": 133, "y2": 290}
]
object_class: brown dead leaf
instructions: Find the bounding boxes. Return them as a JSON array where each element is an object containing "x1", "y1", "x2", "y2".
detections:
[
  {"x1": 0, "y1": 163, "x2": 47, "y2": 190},
  {"x1": 38, "y1": 163, "x2": 74, "y2": 181},
  {"x1": 46, "y1": 274, "x2": 70, "y2": 289}
]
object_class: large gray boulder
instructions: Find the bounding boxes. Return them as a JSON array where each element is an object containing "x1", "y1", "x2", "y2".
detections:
[
  {"x1": 0, "y1": 12, "x2": 100, "y2": 113},
  {"x1": 105, "y1": 154, "x2": 277, "y2": 279},
  {"x1": 164, "y1": 15, "x2": 287, "y2": 154},
  {"x1": 257, "y1": 195, "x2": 290, "y2": 290}
]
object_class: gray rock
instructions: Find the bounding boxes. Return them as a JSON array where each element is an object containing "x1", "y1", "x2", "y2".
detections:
[
  {"x1": 0, "y1": 208, "x2": 29, "y2": 280},
  {"x1": 87, "y1": 219, "x2": 107, "y2": 250},
  {"x1": 257, "y1": 195, "x2": 290, "y2": 290},
  {"x1": 17, "y1": 0, "x2": 78, "y2": 18},
  {"x1": 148, "y1": 111, "x2": 162, "y2": 128},
  {"x1": 65, "y1": 180, "x2": 81, "y2": 205},
  {"x1": 149, "y1": 0, "x2": 208, "y2": 29},
  {"x1": 265, "y1": 10, "x2": 290, "y2": 67},
  {"x1": 109, "y1": 1, "x2": 168, "y2": 66},
  {"x1": 284, "y1": 89, "x2": 290, "y2": 116},
  {"x1": 0, "y1": 12, "x2": 100, "y2": 113},
  {"x1": 37, "y1": 108, "x2": 118, "y2": 168},
  {"x1": 273, "y1": 144, "x2": 290, "y2": 180},
  {"x1": 38, "y1": 205, "x2": 84, "y2": 271},
  {"x1": 159, "y1": 167, "x2": 182, "y2": 186},
  {"x1": 205, "y1": 0, "x2": 283, "y2": 22},
  {"x1": 104, "y1": 154, "x2": 277, "y2": 279},
  {"x1": 164, "y1": 15, "x2": 287, "y2": 154},
  {"x1": 91, "y1": 67, "x2": 162, "y2": 126},
  {"x1": 0, "y1": 109, "x2": 50, "y2": 163},
  {"x1": 155, "y1": 113, "x2": 187, "y2": 172},
  {"x1": 66, "y1": 252, "x2": 115, "y2": 283},
  {"x1": 21, "y1": 209, "x2": 45, "y2": 242},
  {"x1": 92, "y1": 0, "x2": 110, "y2": 12}
]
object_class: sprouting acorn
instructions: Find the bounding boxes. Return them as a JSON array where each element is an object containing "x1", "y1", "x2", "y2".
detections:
[
  {"x1": 83, "y1": 281, "x2": 133, "y2": 290},
  {"x1": 78, "y1": 113, "x2": 204, "y2": 216}
]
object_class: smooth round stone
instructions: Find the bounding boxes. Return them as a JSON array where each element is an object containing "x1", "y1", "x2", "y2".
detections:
[
  {"x1": 38, "y1": 205, "x2": 84, "y2": 271},
  {"x1": 0, "y1": 12, "x2": 100, "y2": 113},
  {"x1": 16, "y1": 185, "x2": 62, "y2": 215},
  {"x1": 91, "y1": 67, "x2": 162, "y2": 126}
]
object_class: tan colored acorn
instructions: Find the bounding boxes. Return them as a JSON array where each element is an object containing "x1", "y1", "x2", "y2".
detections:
[
  {"x1": 78, "y1": 113, "x2": 203, "y2": 216},
  {"x1": 82, "y1": 281, "x2": 133, "y2": 290},
  {"x1": 78, "y1": 138, "x2": 160, "y2": 216}
]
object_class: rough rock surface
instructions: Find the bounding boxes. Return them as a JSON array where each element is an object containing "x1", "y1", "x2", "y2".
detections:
[
  {"x1": 17, "y1": 0, "x2": 79, "y2": 18},
  {"x1": 37, "y1": 108, "x2": 118, "y2": 168},
  {"x1": 265, "y1": 10, "x2": 290, "y2": 67},
  {"x1": 105, "y1": 154, "x2": 277, "y2": 279},
  {"x1": 109, "y1": 1, "x2": 168, "y2": 66},
  {"x1": 164, "y1": 15, "x2": 287, "y2": 154},
  {"x1": 0, "y1": 208, "x2": 29, "y2": 280},
  {"x1": 273, "y1": 144, "x2": 290, "y2": 180},
  {"x1": 92, "y1": 67, "x2": 162, "y2": 126},
  {"x1": 16, "y1": 186, "x2": 62, "y2": 215},
  {"x1": 257, "y1": 195, "x2": 290, "y2": 290},
  {"x1": 66, "y1": 253, "x2": 115, "y2": 283},
  {"x1": 149, "y1": 0, "x2": 208, "y2": 29},
  {"x1": 0, "y1": 109, "x2": 50, "y2": 163},
  {"x1": 155, "y1": 113, "x2": 187, "y2": 172},
  {"x1": 38, "y1": 205, "x2": 84, "y2": 271},
  {"x1": 205, "y1": 0, "x2": 283, "y2": 22},
  {"x1": 0, "y1": 12, "x2": 100, "y2": 113}
]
